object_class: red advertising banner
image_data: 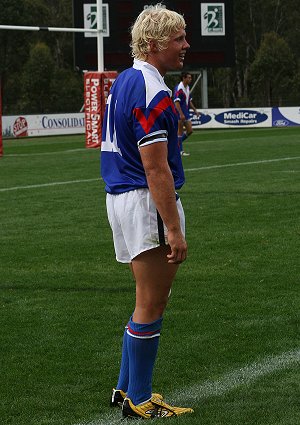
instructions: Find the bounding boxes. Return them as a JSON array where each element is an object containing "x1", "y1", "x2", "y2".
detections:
[
  {"x1": 84, "y1": 72, "x2": 102, "y2": 148},
  {"x1": 84, "y1": 71, "x2": 117, "y2": 149}
]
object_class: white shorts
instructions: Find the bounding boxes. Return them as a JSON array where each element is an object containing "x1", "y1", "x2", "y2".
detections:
[{"x1": 106, "y1": 188, "x2": 185, "y2": 263}]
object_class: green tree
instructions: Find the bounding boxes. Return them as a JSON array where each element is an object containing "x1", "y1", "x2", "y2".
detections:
[
  {"x1": 211, "y1": 0, "x2": 300, "y2": 107},
  {"x1": 0, "y1": 0, "x2": 30, "y2": 112},
  {"x1": 46, "y1": 0, "x2": 74, "y2": 68},
  {"x1": 20, "y1": 42, "x2": 55, "y2": 112},
  {"x1": 287, "y1": 70, "x2": 300, "y2": 106},
  {"x1": 249, "y1": 32, "x2": 295, "y2": 106},
  {"x1": 1, "y1": 0, "x2": 300, "y2": 113},
  {"x1": 50, "y1": 68, "x2": 83, "y2": 112},
  {"x1": 0, "y1": 0, "x2": 51, "y2": 112}
]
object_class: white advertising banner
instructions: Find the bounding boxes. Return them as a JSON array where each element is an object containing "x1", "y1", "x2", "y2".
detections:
[
  {"x1": 272, "y1": 107, "x2": 300, "y2": 127},
  {"x1": 2, "y1": 107, "x2": 300, "y2": 140},
  {"x1": 2, "y1": 113, "x2": 85, "y2": 138},
  {"x1": 191, "y1": 108, "x2": 272, "y2": 129}
]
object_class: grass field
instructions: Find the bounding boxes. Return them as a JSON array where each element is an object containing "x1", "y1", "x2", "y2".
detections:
[{"x1": 0, "y1": 127, "x2": 299, "y2": 425}]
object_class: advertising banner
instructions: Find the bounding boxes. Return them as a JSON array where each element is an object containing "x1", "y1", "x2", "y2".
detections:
[
  {"x1": 191, "y1": 107, "x2": 272, "y2": 128},
  {"x1": 84, "y1": 72, "x2": 102, "y2": 148},
  {"x1": 2, "y1": 107, "x2": 300, "y2": 143},
  {"x1": 272, "y1": 107, "x2": 300, "y2": 127},
  {"x1": 2, "y1": 113, "x2": 85, "y2": 138},
  {"x1": 84, "y1": 71, "x2": 117, "y2": 149}
]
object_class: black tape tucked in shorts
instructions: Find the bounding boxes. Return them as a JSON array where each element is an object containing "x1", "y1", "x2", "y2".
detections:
[{"x1": 156, "y1": 211, "x2": 166, "y2": 246}]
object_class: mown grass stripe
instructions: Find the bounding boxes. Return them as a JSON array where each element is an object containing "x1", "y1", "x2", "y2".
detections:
[
  {"x1": 75, "y1": 348, "x2": 300, "y2": 425},
  {"x1": 1, "y1": 156, "x2": 299, "y2": 193}
]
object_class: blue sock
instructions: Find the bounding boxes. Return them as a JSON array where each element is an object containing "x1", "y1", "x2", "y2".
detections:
[
  {"x1": 116, "y1": 326, "x2": 129, "y2": 392},
  {"x1": 126, "y1": 317, "x2": 163, "y2": 405},
  {"x1": 182, "y1": 132, "x2": 188, "y2": 142},
  {"x1": 178, "y1": 135, "x2": 183, "y2": 152}
]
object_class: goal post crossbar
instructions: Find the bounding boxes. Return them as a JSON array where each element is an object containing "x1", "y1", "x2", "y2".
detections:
[
  {"x1": 0, "y1": 0, "x2": 107, "y2": 152},
  {"x1": 0, "y1": 0, "x2": 104, "y2": 71},
  {"x1": 0, "y1": 24, "x2": 100, "y2": 33}
]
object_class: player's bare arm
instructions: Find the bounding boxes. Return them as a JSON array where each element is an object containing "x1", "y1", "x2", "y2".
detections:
[
  {"x1": 175, "y1": 100, "x2": 186, "y2": 121},
  {"x1": 139, "y1": 142, "x2": 187, "y2": 264},
  {"x1": 190, "y1": 100, "x2": 200, "y2": 116}
]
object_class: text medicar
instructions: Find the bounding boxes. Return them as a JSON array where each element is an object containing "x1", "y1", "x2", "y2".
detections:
[{"x1": 224, "y1": 112, "x2": 258, "y2": 119}]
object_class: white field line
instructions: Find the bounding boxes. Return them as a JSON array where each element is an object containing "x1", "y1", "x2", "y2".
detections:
[
  {"x1": 5, "y1": 148, "x2": 88, "y2": 157},
  {"x1": 0, "y1": 178, "x2": 100, "y2": 192},
  {"x1": 1, "y1": 156, "x2": 300, "y2": 193},
  {"x1": 275, "y1": 170, "x2": 300, "y2": 173},
  {"x1": 170, "y1": 348, "x2": 300, "y2": 404},
  {"x1": 184, "y1": 156, "x2": 300, "y2": 172},
  {"x1": 74, "y1": 348, "x2": 300, "y2": 425}
]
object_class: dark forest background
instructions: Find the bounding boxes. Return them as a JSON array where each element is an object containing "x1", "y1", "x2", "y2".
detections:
[{"x1": 1, "y1": 0, "x2": 299, "y2": 114}]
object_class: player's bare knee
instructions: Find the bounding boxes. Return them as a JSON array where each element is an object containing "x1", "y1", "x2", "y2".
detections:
[{"x1": 139, "y1": 298, "x2": 169, "y2": 317}]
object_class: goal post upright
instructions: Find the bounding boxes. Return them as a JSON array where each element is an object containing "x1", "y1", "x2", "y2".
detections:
[
  {"x1": 96, "y1": 0, "x2": 104, "y2": 72},
  {"x1": 0, "y1": 0, "x2": 107, "y2": 151},
  {"x1": 83, "y1": 0, "x2": 118, "y2": 149}
]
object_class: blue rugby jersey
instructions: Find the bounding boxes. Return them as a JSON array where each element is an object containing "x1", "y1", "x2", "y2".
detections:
[
  {"x1": 173, "y1": 81, "x2": 192, "y2": 120},
  {"x1": 101, "y1": 59, "x2": 185, "y2": 194}
]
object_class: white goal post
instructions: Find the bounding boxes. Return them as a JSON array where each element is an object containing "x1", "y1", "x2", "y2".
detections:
[{"x1": 0, "y1": 0, "x2": 105, "y2": 152}]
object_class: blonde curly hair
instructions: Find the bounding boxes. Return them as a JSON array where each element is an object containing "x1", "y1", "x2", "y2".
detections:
[{"x1": 130, "y1": 4, "x2": 186, "y2": 60}]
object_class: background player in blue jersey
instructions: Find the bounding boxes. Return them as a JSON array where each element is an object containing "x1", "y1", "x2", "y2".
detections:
[
  {"x1": 101, "y1": 4, "x2": 194, "y2": 419},
  {"x1": 174, "y1": 71, "x2": 200, "y2": 156}
]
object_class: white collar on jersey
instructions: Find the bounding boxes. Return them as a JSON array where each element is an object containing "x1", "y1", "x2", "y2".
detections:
[{"x1": 133, "y1": 59, "x2": 172, "y2": 97}]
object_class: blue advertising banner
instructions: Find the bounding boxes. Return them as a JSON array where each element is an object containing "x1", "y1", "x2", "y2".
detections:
[
  {"x1": 272, "y1": 107, "x2": 300, "y2": 127},
  {"x1": 214, "y1": 109, "x2": 269, "y2": 126},
  {"x1": 190, "y1": 108, "x2": 272, "y2": 128},
  {"x1": 2, "y1": 107, "x2": 300, "y2": 139}
]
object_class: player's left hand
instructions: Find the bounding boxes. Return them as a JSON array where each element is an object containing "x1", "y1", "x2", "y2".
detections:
[{"x1": 167, "y1": 229, "x2": 187, "y2": 264}]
